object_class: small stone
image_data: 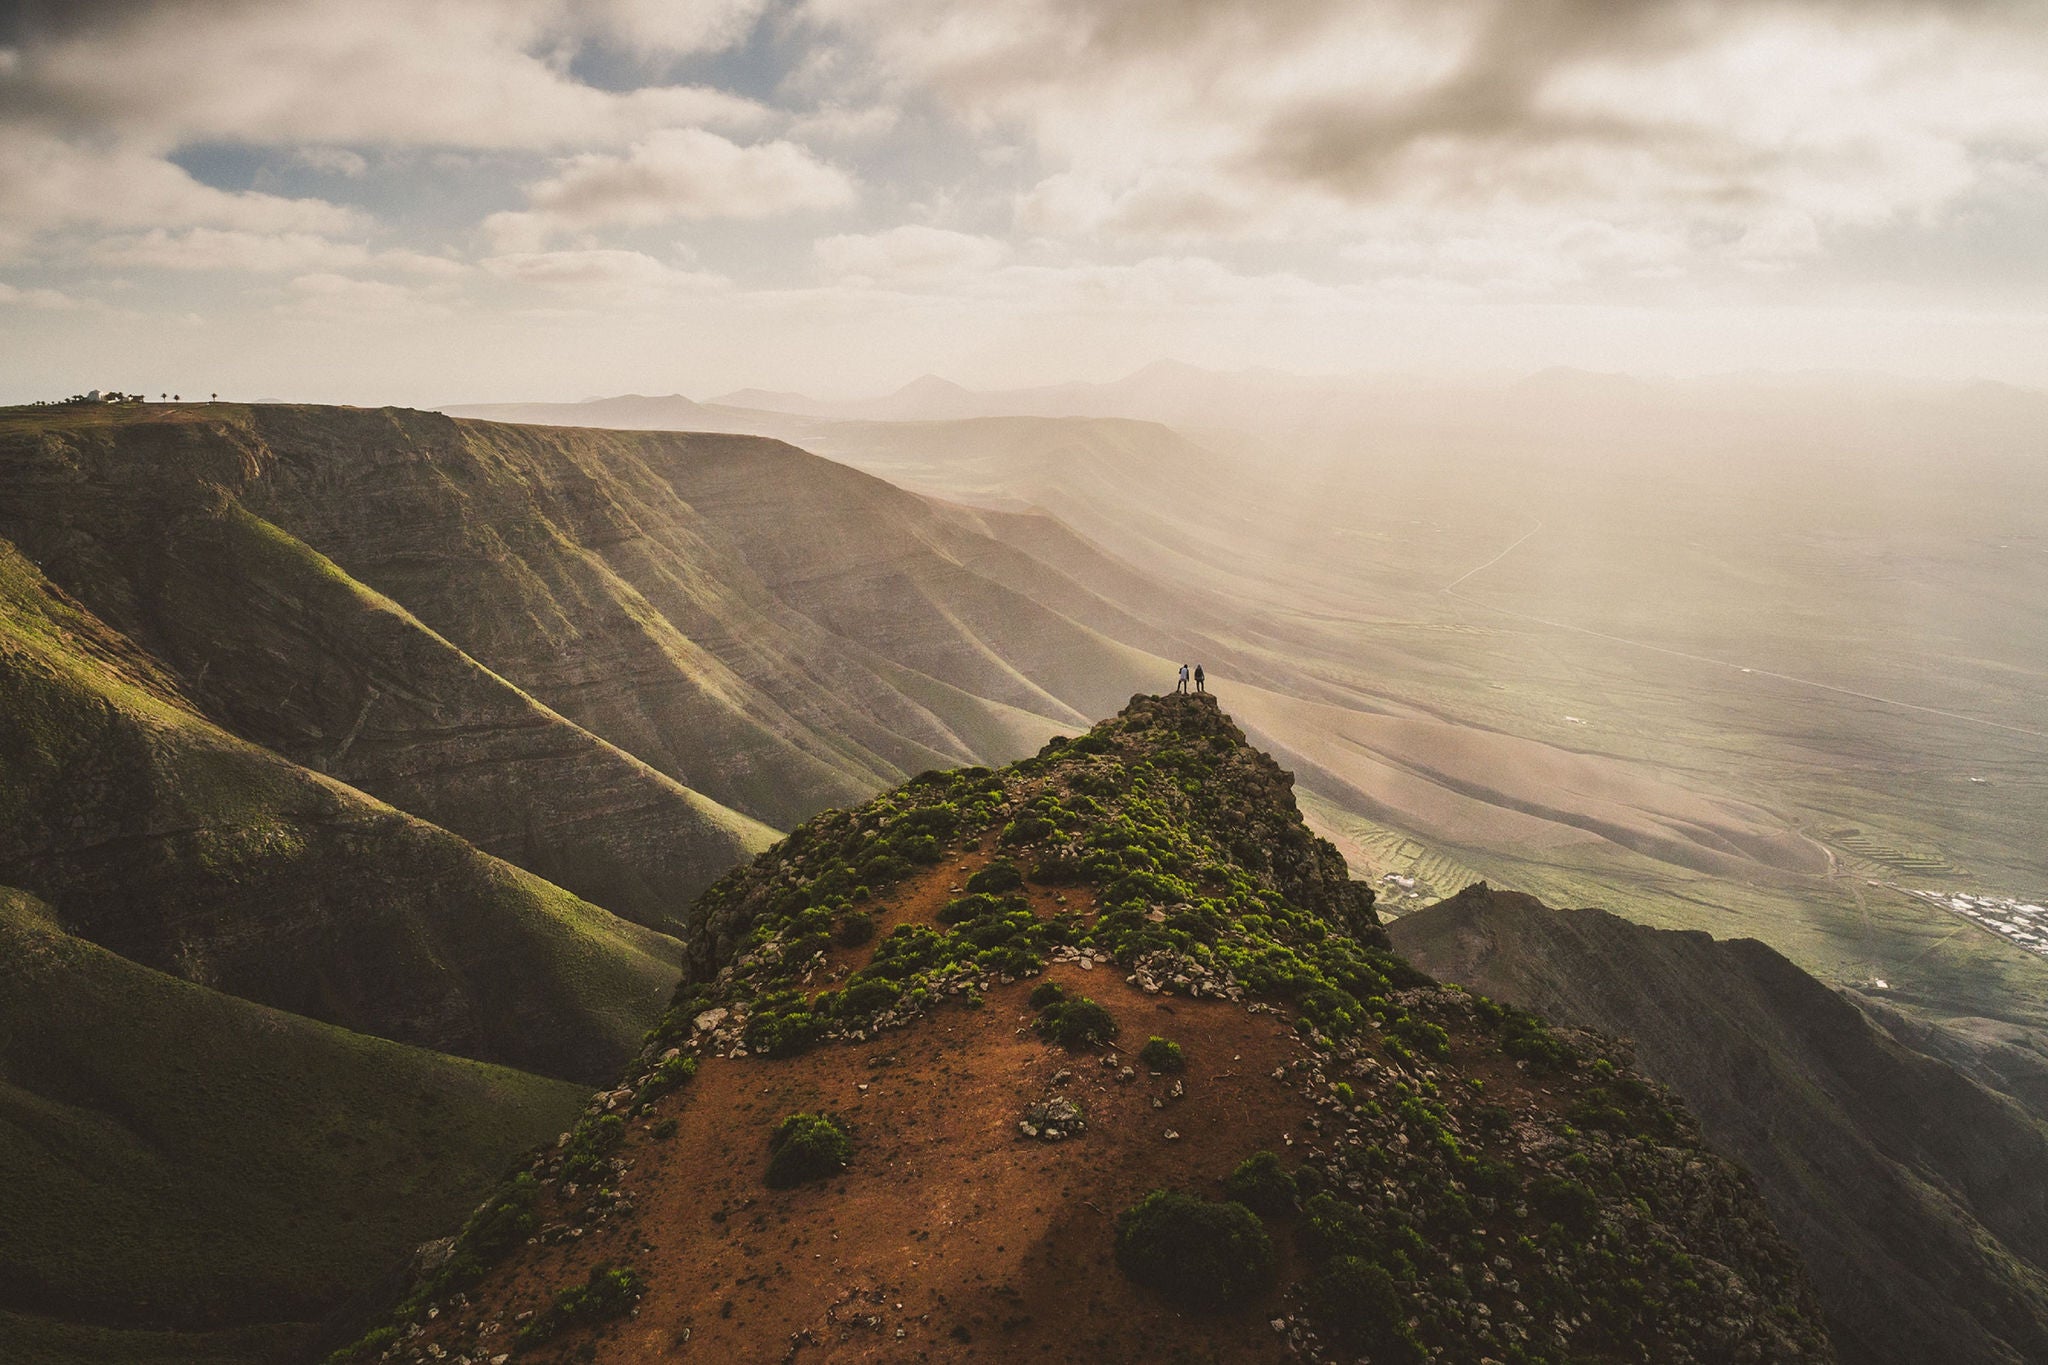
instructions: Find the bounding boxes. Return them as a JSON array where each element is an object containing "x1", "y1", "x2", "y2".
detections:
[{"x1": 1163, "y1": 1129, "x2": 1181, "y2": 1140}]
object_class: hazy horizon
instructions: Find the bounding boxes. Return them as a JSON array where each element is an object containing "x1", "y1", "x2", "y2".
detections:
[{"x1": 5, "y1": 0, "x2": 2048, "y2": 406}]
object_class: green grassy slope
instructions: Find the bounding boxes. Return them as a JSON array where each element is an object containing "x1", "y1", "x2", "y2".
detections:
[
  {"x1": 0, "y1": 886, "x2": 587, "y2": 1365},
  {"x1": 0, "y1": 408, "x2": 773, "y2": 930},
  {"x1": 0, "y1": 536, "x2": 680, "y2": 1082}
]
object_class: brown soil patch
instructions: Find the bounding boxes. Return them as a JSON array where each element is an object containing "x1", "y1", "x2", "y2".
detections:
[{"x1": 446, "y1": 853, "x2": 1320, "y2": 1364}]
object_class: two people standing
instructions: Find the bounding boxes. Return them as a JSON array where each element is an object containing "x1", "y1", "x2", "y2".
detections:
[{"x1": 1175, "y1": 663, "x2": 1206, "y2": 694}]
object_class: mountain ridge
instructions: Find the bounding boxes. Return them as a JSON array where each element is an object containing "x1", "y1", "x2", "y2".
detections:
[
  {"x1": 1391, "y1": 886, "x2": 2048, "y2": 1365},
  {"x1": 341, "y1": 694, "x2": 1832, "y2": 1365}
]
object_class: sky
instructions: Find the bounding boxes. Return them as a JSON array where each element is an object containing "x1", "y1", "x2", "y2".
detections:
[{"x1": 2, "y1": 0, "x2": 2046, "y2": 405}]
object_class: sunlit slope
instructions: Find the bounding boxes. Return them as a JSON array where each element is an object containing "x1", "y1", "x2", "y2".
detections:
[
  {"x1": 0, "y1": 536, "x2": 679, "y2": 1081},
  {"x1": 205, "y1": 406, "x2": 1200, "y2": 822},
  {"x1": 0, "y1": 886, "x2": 586, "y2": 1365}
]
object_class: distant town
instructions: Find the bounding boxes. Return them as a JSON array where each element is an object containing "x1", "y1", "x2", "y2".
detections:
[{"x1": 1895, "y1": 884, "x2": 2048, "y2": 959}]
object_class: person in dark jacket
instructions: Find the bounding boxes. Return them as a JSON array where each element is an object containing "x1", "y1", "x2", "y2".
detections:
[{"x1": 1194, "y1": 664, "x2": 1206, "y2": 693}]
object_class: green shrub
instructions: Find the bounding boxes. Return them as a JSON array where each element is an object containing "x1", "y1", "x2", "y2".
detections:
[
  {"x1": 966, "y1": 860, "x2": 1024, "y2": 893},
  {"x1": 651, "y1": 1117, "x2": 678, "y2": 1140},
  {"x1": 1036, "y1": 997, "x2": 1119, "y2": 1049},
  {"x1": 559, "y1": 1113, "x2": 625, "y2": 1184},
  {"x1": 937, "y1": 893, "x2": 1003, "y2": 925},
  {"x1": 744, "y1": 1008, "x2": 825, "y2": 1058},
  {"x1": 765, "y1": 1112, "x2": 852, "y2": 1188},
  {"x1": 1529, "y1": 1174, "x2": 1600, "y2": 1233},
  {"x1": 1001, "y1": 814, "x2": 1056, "y2": 845},
  {"x1": 1114, "y1": 1191, "x2": 1276, "y2": 1308},
  {"x1": 1028, "y1": 980, "x2": 1067, "y2": 1010},
  {"x1": 1028, "y1": 851, "x2": 1085, "y2": 884},
  {"x1": 836, "y1": 911, "x2": 876, "y2": 947},
  {"x1": 1139, "y1": 1036, "x2": 1185, "y2": 1072},
  {"x1": 834, "y1": 978, "x2": 902, "y2": 1017},
  {"x1": 1223, "y1": 1150, "x2": 1296, "y2": 1216},
  {"x1": 634, "y1": 1054, "x2": 697, "y2": 1111},
  {"x1": 516, "y1": 1264, "x2": 645, "y2": 1345},
  {"x1": 1306, "y1": 1256, "x2": 1424, "y2": 1362}
]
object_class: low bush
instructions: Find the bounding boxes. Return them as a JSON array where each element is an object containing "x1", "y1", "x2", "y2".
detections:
[
  {"x1": 765, "y1": 1112, "x2": 852, "y2": 1188},
  {"x1": 1000, "y1": 814, "x2": 1056, "y2": 845},
  {"x1": 1028, "y1": 980, "x2": 1067, "y2": 1010},
  {"x1": 1138, "y1": 1036, "x2": 1184, "y2": 1072},
  {"x1": 937, "y1": 893, "x2": 1004, "y2": 925},
  {"x1": 516, "y1": 1264, "x2": 645, "y2": 1346},
  {"x1": 965, "y1": 860, "x2": 1024, "y2": 894},
  {"x1": 836, "y1": 911, "x2": 876, "y2": 947},
  {"x1": 1223, "y1": 1150, "x2": 1296, "y2": 1216},
  {"x1": 1306, "y1": 1256, "x2": 1424, "y2": 1363},
  {"x1": 1036, "y1": 997, "x2": 1119, "y2": 1049},
  {"x1": 1114, "y1": 1191, "x2": 1276, "y2": 1308}
]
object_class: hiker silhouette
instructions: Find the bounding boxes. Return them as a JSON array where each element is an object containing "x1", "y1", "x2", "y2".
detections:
[{"x1": 1194, "y1": 665, "x2": 1205, "y2": 693}]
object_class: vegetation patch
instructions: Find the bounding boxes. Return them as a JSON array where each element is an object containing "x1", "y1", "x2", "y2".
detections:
[
  {"x1": 1138, "y1": 1035, "x2": 1184, "y2": 1071},
  {"x1": 1113, "y1": 1190, "x2": 1277, "y2": 1309},
  {"x1": 1222, "y1": 1150, "x2": 1297, "y2": 1216},
  {"x1": 765, "y1": 1112, "x2": 852, "y2": 1188},
  {"x1": 515, "y1": 1264, "x2": 645, "y2": 1347},
  {"x1": 1036, "y1": 997, "x2": 1119, "y2": 1049},
  {"x1": 1306, "y1": 1256, "x2": 1424, "y2": 1363}
]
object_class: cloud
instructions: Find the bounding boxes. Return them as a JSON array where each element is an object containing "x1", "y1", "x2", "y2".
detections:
[
  {"x1": 3, "y1": 0, "x2": 768, "y2": 151},
  {"x1": 89, "y1": 228, "x2": 464, "y2": 277},
  {"x1": 486, "y1": 129, "x2": 855, "y2": 247},
  {"x1": 0, "y1": 130, "x2": 366, "y2": 259},
  {"x1": 481, "y1": 248, "x2": 730, "y2": 304},
  {"x1": 296, "y1": 147, "x2": 369, "y2": 177},
  {"x1": 282, "y1": 271, "x2": 451, "y2": 320},
  {"x1": 580, "y1": 0, "x2": 774, "y2": 57},
  {"x1": 0, "y1": 280, "x2": 78, "y2": 310},
  {"x1": 806, "y1": 0, "x2": 2048, "y2": 289},
  {"x1": 815, "y1": 225, "x2": 1008, "y2": 284}
]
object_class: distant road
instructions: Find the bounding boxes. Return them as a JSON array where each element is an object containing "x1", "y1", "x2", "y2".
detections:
[
  {"x1": 1441, "y1": 524, "x2": 2048, "y2": 746},
  {"x1": 1443, "y1": 521, "x2": 1544, "y2": 591}
]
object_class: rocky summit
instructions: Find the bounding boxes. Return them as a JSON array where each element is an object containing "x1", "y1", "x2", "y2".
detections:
[{"x1": 337, "y1": 693, "x2": 1832, "y2": 1365}]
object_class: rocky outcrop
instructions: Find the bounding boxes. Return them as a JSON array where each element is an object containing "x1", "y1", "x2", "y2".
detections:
[{"x1": 1392, "y1": 885, "x2": 2048, "y2": 1365}]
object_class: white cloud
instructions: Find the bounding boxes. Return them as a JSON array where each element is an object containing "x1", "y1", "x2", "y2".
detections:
[
  {"x1": 805, "y1": 0, "x2": 2048, "y2": 292},
  {"x1": 481, "y1": 248, "x2": 730, "y2": 303},
  {"x1": 0, "y1": 280, "x2": 78, "y2": 310},
  {"x1": 486, "y1": 129, "x2": 855, "y2": 248},
  {"x1": 0, "y1": 131, "x2": 365, "y2": 260},
  {"x1": 296, "y1": 147, "x2": 369, "y2": 178},
  {"x1": 815, "y1": 225, "x2": 1008, "y2": 284},
  {"x1": 89, "y1": 228, "x2": 464, "y2": 278},
  {"x1": 13, "y1": 0, "x2": 767, "y2": 152}
]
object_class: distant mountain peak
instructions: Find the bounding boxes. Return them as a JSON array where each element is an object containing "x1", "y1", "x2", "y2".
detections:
[{"x1": 892, "y1": 372, "x2": 975, "y2": 398}]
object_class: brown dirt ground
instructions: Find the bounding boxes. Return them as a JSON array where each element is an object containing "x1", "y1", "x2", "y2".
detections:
[{"x1": 445, "y1": 845, "x2": 1328, "y2": 1364}]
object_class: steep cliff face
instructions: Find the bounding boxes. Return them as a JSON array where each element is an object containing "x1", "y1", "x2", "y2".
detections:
[
  {"x1": 348, "y1": 696, "x2": 1831, "y2": 1365},
  {"x1": 1391, "y1": 886, "x2": 2048, "y2": 1365}
]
